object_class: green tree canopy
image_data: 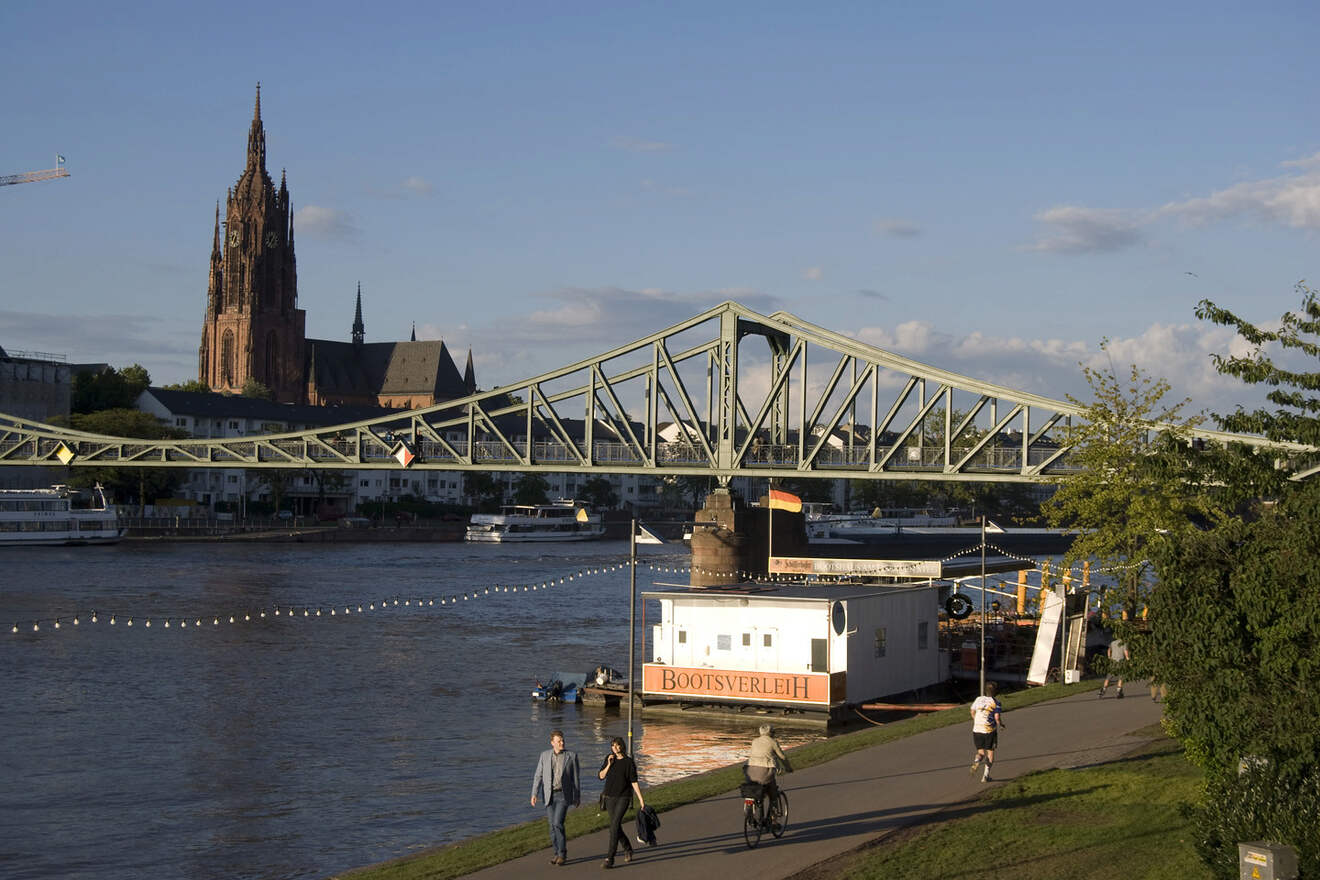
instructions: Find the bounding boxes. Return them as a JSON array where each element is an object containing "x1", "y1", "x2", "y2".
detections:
[
  {"x1": 511, "y1": 473, "x2": 550, "y2": 506},
  {"x1": 1147, "y1": 286, "x2": 1320, "y2": 877},
  {"x1": 578, "y1": 476, "x2": 619, "y2": 511},
  {"x1": 71, "y1": 364, "x2": 152, "y2": 413},
  {"x1": 55, "y1": 408, "x2": 186, "y2": 505},
  {"x1": 162, "y1": 379, "x2": 211, "y2": 393},
  {"x1": 1042, "y1": 342, "x2": 1204, "y2": 620}
]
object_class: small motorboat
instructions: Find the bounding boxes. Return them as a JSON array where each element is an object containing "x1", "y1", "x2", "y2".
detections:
[{"x1": 531, "y1": 672, "x2": 587, "y2": 703}]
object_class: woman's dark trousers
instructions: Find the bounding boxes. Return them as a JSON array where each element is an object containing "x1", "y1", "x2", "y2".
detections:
[{"x1": 604, "y1": 795, "x2": 634, "y2": 860}]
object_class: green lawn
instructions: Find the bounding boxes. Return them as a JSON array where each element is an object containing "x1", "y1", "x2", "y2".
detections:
[{"x1": 830, "y1": 730, "x2": 1210, "y2": 880}]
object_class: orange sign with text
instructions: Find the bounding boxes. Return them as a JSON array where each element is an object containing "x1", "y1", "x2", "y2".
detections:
[{"x1": 642, "y1": 664, "x2": 831, "y2": 705}]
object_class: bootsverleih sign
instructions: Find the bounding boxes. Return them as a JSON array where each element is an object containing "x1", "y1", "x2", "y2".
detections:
[{"x1": 642, "y1": 664, "x2": 831, "y2": 705}]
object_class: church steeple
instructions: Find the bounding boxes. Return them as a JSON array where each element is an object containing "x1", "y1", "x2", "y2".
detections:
[
  {"x1": 352, "y1": 283, "x2": 365, "y2": 346},
  {"x1": 464, "y1": 348, "x2": 476, "y2": 394},
  {"x1": 247, "y1": 82, "x2": 266, "y2": 172},
  {"x1": 410, "y1": 322, "x2": 416, "y2": 342}
]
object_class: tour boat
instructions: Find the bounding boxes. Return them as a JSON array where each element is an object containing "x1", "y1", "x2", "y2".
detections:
[
  {"x1": 465, "y1": 500, "x2": 605, "y2": 543},
  {"x1": 0, "y1": 484, "x2": 125, "y2": 546}
]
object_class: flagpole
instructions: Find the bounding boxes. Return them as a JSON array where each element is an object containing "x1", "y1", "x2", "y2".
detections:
[
  {"x1": 980, "y1": 515, "x2": 987, "y2": 695},
  {"x1": 628, "y1": 518, "x2": 637, "y2": 754}
]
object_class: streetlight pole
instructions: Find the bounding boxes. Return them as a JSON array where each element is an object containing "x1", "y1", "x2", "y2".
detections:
[
  {"x1": 627, "y1": 517, "x2": 638, "y2": 754},
  {"x1": 979, "y1": 515, "x2": 987, "y2": 696}
]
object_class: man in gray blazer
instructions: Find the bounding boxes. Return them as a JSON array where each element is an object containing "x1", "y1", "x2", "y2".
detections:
[{"x1": 531, "y1": 729, "x2": 581, "y2": 865}]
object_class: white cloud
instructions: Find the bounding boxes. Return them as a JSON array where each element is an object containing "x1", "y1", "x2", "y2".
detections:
[
  {"x1": 1157, "y1": 158, "x2": 1320, "y2": 229},
  {"x1": 295, "y1": 205, "x2": 359, "y2": 240},
  {"x1": 1027, "y1": 205, "x2": 1144, "y2": 254},
  {"x1": 803, "y1": 266, "x2": 823, "y2": 281},
  {"x1": 851, "y1": 318, "x2": 1276, "y2": 417},
  {"x1": 1030, "y1": 151, "x2": 1320, "y2": 255},
  {"x1": 403, "y1": 176, "x2": 433, "y2": 196},
  {"x1": 873, "y1": 218, "x2": 922, "y2": 238}
]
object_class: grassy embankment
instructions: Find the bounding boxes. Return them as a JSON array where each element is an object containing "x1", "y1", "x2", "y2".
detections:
[
  {"x1": 335, "y1": 681, "x2": 1100, "y2": 880},
  {"x1": 825, "y1": 728, "x2": 1210, "y2": 880}
]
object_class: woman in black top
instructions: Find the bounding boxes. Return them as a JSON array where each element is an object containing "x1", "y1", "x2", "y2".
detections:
[{"x1": 597, "y1": 736, "x2": 645, "y2": 868}]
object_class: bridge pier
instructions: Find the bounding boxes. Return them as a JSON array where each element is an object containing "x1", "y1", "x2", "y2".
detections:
[{"x1": 689, "y1": 489, "x2": 808, "y2": 587}]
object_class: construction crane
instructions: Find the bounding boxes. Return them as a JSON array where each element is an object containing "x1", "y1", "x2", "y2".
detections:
[{"x1": 1, "y1": 155, "x2": 70, "y2": 187}]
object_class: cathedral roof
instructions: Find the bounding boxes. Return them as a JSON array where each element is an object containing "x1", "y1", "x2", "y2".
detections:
[
  {"x1": 142, "y1": 387, "x2": 401, "y2": 424},
  {"x1": 308, "y1": 338, "x2": 470, "y2": 400}
]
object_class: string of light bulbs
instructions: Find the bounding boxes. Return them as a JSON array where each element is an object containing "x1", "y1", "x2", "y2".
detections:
[{"x1": 9, "y1": 551, "x2": 1118, "y2": 636}]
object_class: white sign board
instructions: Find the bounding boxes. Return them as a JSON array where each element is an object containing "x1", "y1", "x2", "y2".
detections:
[{"x1": 1028, "y1": 591, "x2": 1064, "y2": 685}]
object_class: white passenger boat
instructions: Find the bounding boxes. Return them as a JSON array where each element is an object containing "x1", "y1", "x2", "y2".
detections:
[
  {"x1": 465, "y1": 500, "x2": 605, "y2": 543},
  {"x1": 0, "y1": 484, "x2": 126, "y2": 546}
]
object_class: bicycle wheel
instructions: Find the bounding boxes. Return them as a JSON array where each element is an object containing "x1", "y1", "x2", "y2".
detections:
[
  {"x1": 770, "y1": 790, "x2": 789, "y2": 838},
  {"x1": 743, "y1": 803, "x2": 762, "y2": 848}
]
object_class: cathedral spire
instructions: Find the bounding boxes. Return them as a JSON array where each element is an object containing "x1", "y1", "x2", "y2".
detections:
[
  {"x1": 352, "y1": 283, "x2": 365, "y2": 346},
  {"x1": 246, "y1": 82, "x2": 266, "y2": 172},
  {"x1": 464, "y1": 348, "x2": 476, "y2": 394},
  {"x1": 410, "y1": 322, "x2": 416, "y2": 342}
]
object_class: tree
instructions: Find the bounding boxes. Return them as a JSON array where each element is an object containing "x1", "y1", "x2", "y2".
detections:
[
  {"x1": 56, "y1": 408, "x2": 186, "y2": 507},
  {"x1": 162, "y1": 379, "x2": 211, "y2": 393},
  {"x1": 512, "y1": 473, "x2": 549, "y2": 505},
  {"x1": 1041, "y1": 341, "x2": 1204, "y2": 621},
  {"x1": 578, "y1": 476, "x2": 618, "y2": 511},
  {"x1": 246, "y1": 468, "x2": 301, "y2": 513},
  {"x1": 1146, "y1": 287, "x2": 1320, "y2": 877},
  {"x1": 71, "y1": 364, "x2": 152, "y2": 413},
  {"x1": 464, "y1": 472, "x2": 503, "y2": 511},
  {"x1": 241, "y1": 378, "x2": 274, "y2": 400}
]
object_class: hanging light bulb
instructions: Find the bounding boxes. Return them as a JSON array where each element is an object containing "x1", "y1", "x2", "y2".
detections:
[
  {"x1": 244, "y1": 614, "x2": 250, "y2": 622},
  {"x1": 54, "y1": 619, "x2": 61, "y2": 629},
  {"x1": 73, "y1": 617, "x2": 79, "y2": 626},
  {"x1": 33, "y1": 622, "x2": 39, "y2": 632},
  {"x1": 315, "y1": 609, "x2": 321, "y2": 616},
  {"x1": 92, "y1": 613, "x2": 98, "y2": 623},
  {"x1": 127, "y1": 619, "x2": 133, "y2": 627},
  {"x1": 228, "y1": 616, "x2": 234, "y2": 624},
  {"x1": 110, "y1": 616, "x2": 116, "y2": 625},
  {"x1": 164, "y1": 621, "x2": 170, "y2": 628},
  {"x1": 213, "y1": 618, "x2": 219, "y2": 625},
  {"x1": 145, "y1": 620, "x2": 151, "y2": 628}
]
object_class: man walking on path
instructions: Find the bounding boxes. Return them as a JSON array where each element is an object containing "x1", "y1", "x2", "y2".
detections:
[
  {"x1": 969, "y1": 681, "x2": 1004, "y2": 782},
  {"x1": 531, "y1": 730, "x2": 580, "y2": 865},
  {"x1": 1100, "y1": 638, "x2": 1130, "y2": 699}
]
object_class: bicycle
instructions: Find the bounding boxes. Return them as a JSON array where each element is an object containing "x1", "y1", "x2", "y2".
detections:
[{"x1": 741, "y1": 783, "x2": 789, "y2": 848}]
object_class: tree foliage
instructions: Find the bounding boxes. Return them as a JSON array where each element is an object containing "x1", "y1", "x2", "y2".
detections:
[
  {"x1": 241, "y1": 378, "x2": 274, "y2": 400},
  {"x1": 55, "y1": 408, "x2": 186, "y2": 505},
  {"x1": 1147, "y1": 287, "x2": 1320, "y2": 877},
  {"x1": 578, "y1": 476, "x2": 619, "y2": 511},
  {"x1": 162, "y1": 379, "x2": 211, "y2": 393},
  {"x1": 511, "y1": 473, "x2": 549, "y2": 506},
  {"x1": 1042, "y1": 342, "x2": 1203, "y2": 620},
  {"x1": 71, "y1": 364, "x2": 152, "y2": 413}
]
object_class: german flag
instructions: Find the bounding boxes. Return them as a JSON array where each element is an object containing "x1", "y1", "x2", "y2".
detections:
[{"x1": 767, "y1": 488, "x2": 802, "y2": 513}]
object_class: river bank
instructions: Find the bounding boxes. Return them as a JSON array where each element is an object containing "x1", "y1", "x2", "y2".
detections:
[{"x1": 336, "y1": 678, "x2": 1150, "y2": 880}]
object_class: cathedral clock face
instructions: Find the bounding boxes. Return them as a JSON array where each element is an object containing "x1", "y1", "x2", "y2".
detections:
[
  {"x1": 228, "y1": 228, "x2": 240, "y2": 247},
  {"x1": 265, "y1": 230, "x2": 279, "y2": 248}
]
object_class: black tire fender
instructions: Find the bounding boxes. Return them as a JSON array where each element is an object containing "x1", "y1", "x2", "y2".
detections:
[{"x1": 945, "y1": 593, "x2": 974, "y2": 620}]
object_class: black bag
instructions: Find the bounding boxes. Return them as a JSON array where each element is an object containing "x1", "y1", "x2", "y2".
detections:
[{"x1": 739, "y1": 781, "x2": 764, "y2": 799}]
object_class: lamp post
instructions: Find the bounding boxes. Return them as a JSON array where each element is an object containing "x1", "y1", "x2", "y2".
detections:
[
  {"x1": 627, "y1": 517, "x2": 638, "y2": 752},
  {"x1": 979, "y1": 515, "x2": 987, "y2": 695}
]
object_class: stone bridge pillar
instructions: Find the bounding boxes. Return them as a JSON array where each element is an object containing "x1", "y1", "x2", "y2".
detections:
[
  {"x1": 689, "y1": 489, "x2": 809, "y2": 587},
  {"x1": 689, "y1": 488, "x2": 750, "y2": 587}
]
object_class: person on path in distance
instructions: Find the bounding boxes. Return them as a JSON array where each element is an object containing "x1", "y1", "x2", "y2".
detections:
[
  {"x1": 746, "y1": 723, "x2": 793, "y2": 819},
  {"x1": 1099, "y1": 637, "x2": 1130, "y2": 699},
  {"x1": 531, "y1": 729, "x2": 580, "y2": 866},
  {"x1": 969, "y1": 682, "x2": 1004, "y2": 782},
  {"x1": 597, "y1": 736, "x2": 645, "y2": 869}
]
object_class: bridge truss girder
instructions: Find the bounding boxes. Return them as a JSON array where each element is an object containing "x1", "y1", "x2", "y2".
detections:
[{"x1": 0, "y1": 301, "x2": 1304, "y2": 482}]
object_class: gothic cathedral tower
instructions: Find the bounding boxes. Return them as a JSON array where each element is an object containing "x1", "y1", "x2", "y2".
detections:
[{"x1": 199, "y1": 85, "x2": 306, "y2": 403}]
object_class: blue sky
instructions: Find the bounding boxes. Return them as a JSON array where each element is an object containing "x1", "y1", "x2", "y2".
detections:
[{"x1": 3, "y1": 1, "x2": 1319, "y2": 417}]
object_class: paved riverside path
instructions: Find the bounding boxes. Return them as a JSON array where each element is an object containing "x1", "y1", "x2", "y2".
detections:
[{"x1": 466, "y1": 687, "x2": 1164, "y2": 879}]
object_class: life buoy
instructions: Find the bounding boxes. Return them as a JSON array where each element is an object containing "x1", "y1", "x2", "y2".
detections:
[{"x1": 945, "y1": 593, "x2": 973, "y2": 620}]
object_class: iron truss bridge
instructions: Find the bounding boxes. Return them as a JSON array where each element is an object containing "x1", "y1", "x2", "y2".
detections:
[{"x1": 1, "y1": 302, "x2": 1313, "y2": 482}]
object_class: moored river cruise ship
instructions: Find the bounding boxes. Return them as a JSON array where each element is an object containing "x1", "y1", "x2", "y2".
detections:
[
  {"x1": 465, "y1": 500, "x2": 605, "y2": 543},
  {"x1": 0, "y1": 484, "x2": 125, "y2": 546}
]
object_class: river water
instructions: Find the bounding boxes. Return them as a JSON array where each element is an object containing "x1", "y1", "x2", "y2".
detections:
[{"x1": 0, "y1": 540, "x2": 826, "y2": 880}]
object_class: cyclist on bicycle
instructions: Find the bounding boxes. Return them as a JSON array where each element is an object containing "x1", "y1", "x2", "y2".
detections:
[{"x1": 746, "y1": 723, "x2": 792, "y2": 820}]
